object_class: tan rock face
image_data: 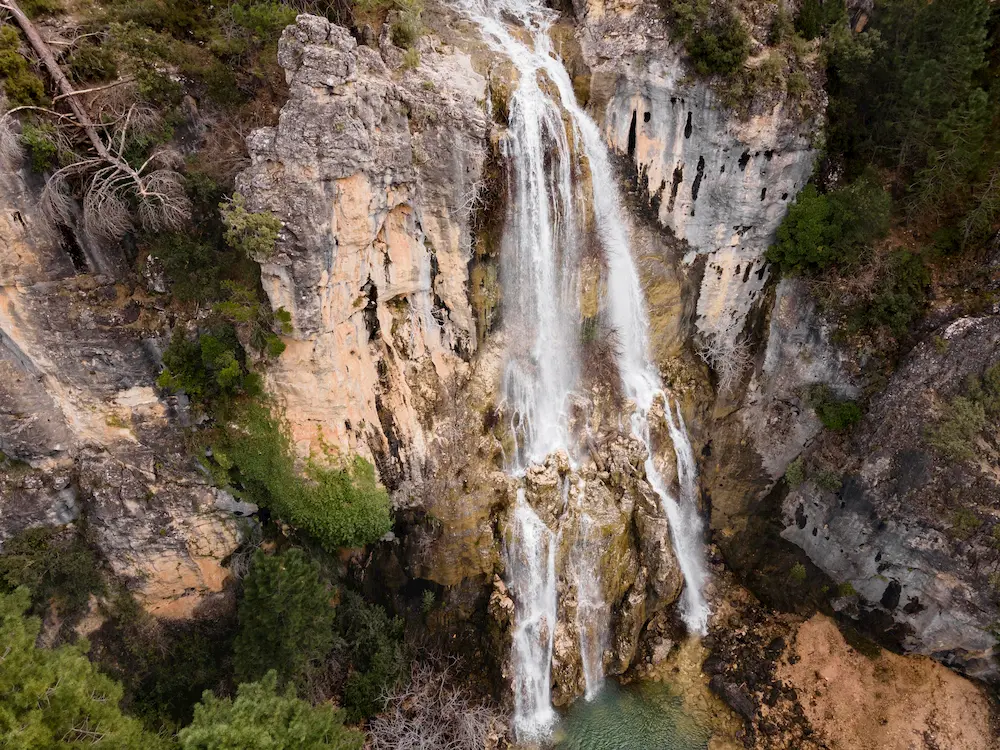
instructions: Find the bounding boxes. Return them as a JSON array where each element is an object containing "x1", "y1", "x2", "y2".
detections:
[
  {"x1": 238, "y1": 16, "x2": 489, "y2": 483},
  {"x1": 778, "y1": 615, "x2": 994, "y2": 750},
  {"x1": 0, "y1": 172, "x2": 242, "y2": 617}
]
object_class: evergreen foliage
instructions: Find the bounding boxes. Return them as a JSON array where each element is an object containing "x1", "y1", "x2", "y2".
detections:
[
  {"x1": 0, "y1": 25, "x2": 46, "y2": 105},
  {"x1": 660, "y1": 0, "x2": 750, "y2": 77},
  {"x1": 0, "y1": 527, "x2": 103, "y2": 621},
  {"x1": 0, "y1": 588, "x2": 167, "y2": 750},
  {"x1": 766, "y1": 175, "x2": 891, "y2": 275},
  {"x1": 927, "y1": 362, "x2": 1000, "y2": 462},
  {"x1": 220, "y1": 193, "x2": 282, "y2": 260},
  {"x1": 335, "y1": 590, "x2": 406, "y2": 721},
  {"x1": 178, "y1": 671, "x2": 364, "y2": 750},
  {"x1": 809, "y1": 385, "x2": 863, "y2": 432},
  {"x1": 233, "y1": 550, "x2": 336, "y2": 686}
]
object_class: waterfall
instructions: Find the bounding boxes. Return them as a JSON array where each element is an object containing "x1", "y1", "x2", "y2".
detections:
[
  {"x1": 460, "y1": 0, "x2": 711, "y2": 738},
  {"x1": 507, "y1": 488, "x2": 559, "y2": 739},
  {"x1": 571, "y1": 482, "x2": 608, "y2": 700}
]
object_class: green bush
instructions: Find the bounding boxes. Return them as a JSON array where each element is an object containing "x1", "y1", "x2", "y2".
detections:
[
  {"x1": 789, "y1": 562, "x2": 807, "y2": 582},
  {"x1": 233, "y1": 549, "x2": 335, "y2": 686},
  {"x1": 146, "y1": 232, "x2": 221, "y2": 302},
  {"x1": 0, "y1": 26, "x2": 46, "y2": 106},
  {"x1": 849, "y1": 250, "x2": 930, "y2": 336},
  {"x1": 661, "y1": 0, "x2": 750, "y2": 78},
  {"x1": 785, "y1": 457, "x2": 806, "y2": 487},
  {"x1": 221, "y1": 193, "x2": 282, "y2": 259},
  {"x1": 767, "y1": 175, "x2": 891, "y2": 275},
  {"x1": 179, "y1": 671, "x2": 364, "y2": 750},
  {"x1": 213, "y1": 402, "x2": 392, "y2": 551},
  {"x1": 809, "y1": 385, "x2": 862, "y2": 431},
  {"x1": 68, "y1": 42, "x2": 119, "y2": 83},
  {"x1": 795, "y1": 0, "x2": 845, "y2": 40},
  {"x1": 19, "y1": 122, "x2": 58, "y2": 173},
  {"x1": 926, "y1": 362, "x2": 1000, "y2": 462},
  {"x1": 19, "y1": 0, "x2": 62, "y2": 18},
  {"x1": 157, "y1": 325, "x2": 261, "y2": 408},
  {"x1": 0, "y1": 526, "x2": 104, "y2": 622},
  {"x1": 0, "y1": 588, "x2": 168, "y2": 750},
  {"x1": 950, "y1": 508, "x2": 983, "y2": 540},
  {"x1": 335, "y1": 590, "x2": 406, "y2": 721}
]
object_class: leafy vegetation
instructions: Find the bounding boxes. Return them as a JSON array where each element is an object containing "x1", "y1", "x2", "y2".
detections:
[
  {"x1": 234, "y1": 549, "x2": 336, "y2": 686},
  {"x1": 809, "y1": 385, "x2": 863, "y2": 432},
  {"x1": 179, "y1": 671, "x2": 364, "y2": 750},
  {"x1": 766, "y1": 175, "x2": 891, "y2": 275},
  {"x1": 221, "y1": 193, "x2": 282, "y2": 260},
  {"x1": 0, "y1": 25, "x2": 46, "y2": 105},
  {"x1": 0, "y1": 588, "x2": 168, "y2": 749},
  {"x1": 210, "y1": 402, "x2": 392, "y2": 551},
  {"x1": 0, "y1": 526, "x2": 104, "y2": 622},
  {"x1": 660, "y1": 0, "x2": 750, "y2": 77},
  {"x1": 927, "y1": 362, "x2": 1000, "y2": 462},
  {"x1": 335, "y1": 590, "x2": 406, "y2": 721}
]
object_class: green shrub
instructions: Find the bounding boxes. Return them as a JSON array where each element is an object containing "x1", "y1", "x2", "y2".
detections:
[
  {"x1": 213, "y1": 402, "x2": 392, "y2": 551},
  {"x1": 20, "y1": 122, "x2": 58, "y2": 173},
  {"x1": 785, "y1": 457, "x2": 806, "y2": 487},
  {"x1": 809, "y1": 385, "x2": 862, "y2": 431},
  {"x1": 226, "y1": 2, "x2": 297, "y2": 46},
  {"x1": 68, "y1": 42, "x2": 119, "y2": 83},
  {"x1": 836, "y1": 581, "x2": 857, "y2": 597},
  {"x1": 390, "y1": 0, "x2": 423, "y2": 49},
  {"x1": 661, "y1": 0, "x2": 750, "y2": 78},
  {"x1": 0, "y1": 526, "x2": 104, "y2": 622},
  {"x1": 926, "y1": 362, "x2": 1000, "y2": 462},
  {"x1": 767, "y1": 175, "x2": 891, "y2": 275},
  {"x1": 179, "y1": 671, "x2": 364, "y2": 750},
  {"x1": 0, "y1": 588, "x2": 168, "y2": 749},
  {"x1": 795, "y1": 0, "x2": 845, "y2": 40},
  {"x1": 814, "y1": 469, "x2": 843, "y2": 492},
  {"x1": 157, "y1": 325, "x2": 260, "y2": 408},
  {"x1": 335, "y1": 590, "x2": 406, "y2": 721},
  {"x1": 0, "y1": 26, "x2": 47, "y2": 106},
  {"x1": 789, "y1": 562, "x2": 807, "y2": 582},
  {"x1": 19, "y1": 0, "x2": 62, "y2": 18},
  {"x1": 221, "y1": 193, "x2": 282, "y2": 259},
  {"x1": 146, "y1": 232, "x2": 221, "y2": 302},
  {"x1": 950, "y1": 508, "x2": 983, "y2": 540},
  {"x1": 849, "y1": 250, "x2": 930, "y2": 336},
  {"x1": 234, "y1": 550, "x2": 335, "y2": 686}
]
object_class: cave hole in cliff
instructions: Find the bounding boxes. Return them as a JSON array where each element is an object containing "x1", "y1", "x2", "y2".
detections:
[
  {"x1": 667, "y1": 164, "x2": 684, "y2": 212},
  {"x1": 684, "y1": 111, "x2": 693, "y2": 139},
  {"x1": 781, "y1": 192, "x2": 789, "y2": 200},
  {"x1": 361, "y1": 277, "x2": 380, "y2": 341},
  {"x1": 760, "y1": 188, "x2": 767, "y2": 201},
  {"x1": 59, "y1": 225, "x2": 88, "y2": 273},
  {"x1": 627, "y1": 110, "x2": 637, "y2": 161},
  {"x1": 720, "y1": 164, "x2": 725, "y2": 174},
  {"x1": 643, "y1": 111, "x2": 651, "y2": 123},
  {"x1": 742, "y1": 263, "x2": 753, "y2": 283},
  {"x1": 738, "y1": 151, "x2": 751, "y2": 171},
  {"x1": 690, "y1": 155, "x2": 706, "y2": 201}
]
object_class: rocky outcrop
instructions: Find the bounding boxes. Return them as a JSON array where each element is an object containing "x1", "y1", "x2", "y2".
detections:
[
  {"x1": 0, "y1": 171, "x2": 243, "y2": 618},
  {"x1": 577, "y1": 0, "x2": 818, "y2": 357},
  {"x1": 781, "y1": 315, "x2": 1000, "y2": 682},
  {"x1": 237, "y1": 15, "x2": 489, "y2": 485}
]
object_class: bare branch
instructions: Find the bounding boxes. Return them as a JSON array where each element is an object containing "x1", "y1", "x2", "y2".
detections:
[{"x1": 52, "y1": 77, "x2": 135, "y2": 103}]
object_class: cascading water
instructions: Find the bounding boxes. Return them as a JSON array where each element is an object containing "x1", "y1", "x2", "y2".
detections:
[
  {"x1": 460, "y1": 0, "x2": 711, "y2": 738},
  {"x1": 570, "y1": 481, "x2": 608, "y2": 701}
]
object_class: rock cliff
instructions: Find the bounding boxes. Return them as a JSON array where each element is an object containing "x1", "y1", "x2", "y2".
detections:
[{"x1": 0, "y1": 171, "x2": 243, "y2": 618}]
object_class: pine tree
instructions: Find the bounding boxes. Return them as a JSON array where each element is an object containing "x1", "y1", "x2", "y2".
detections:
[
  {"x1": 0, "y1": 588, "x2": 167, "y2": 749},
  {"x1": 233, "y1": 549, "x2": 336, "y2": 686},
  {"x1": 178, "y1": 672, "x2": 363, "y2": 750}
]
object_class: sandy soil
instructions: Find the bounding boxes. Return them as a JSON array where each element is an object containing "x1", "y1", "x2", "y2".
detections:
[{"x1": 778, "y1": 614, "x2": 996, "y2": 750}]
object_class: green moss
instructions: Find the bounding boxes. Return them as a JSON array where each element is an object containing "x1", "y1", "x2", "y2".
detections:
[{"x1": 785, "y1": 457, "x2": 806, "y2": 487}]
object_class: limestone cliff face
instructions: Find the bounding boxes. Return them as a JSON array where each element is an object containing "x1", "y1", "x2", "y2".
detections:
[
  {"x1": 577, "y1": 0, "x2": 817, "y2": 356},
  {"x1": 237, "y1": 16, "x2": 489, "y2": 486},
  {"x1": 782, "y1": 315, "x2": 1000, "y2": 683},
  {"x1": 0, "y1": 172, "x2": 242, "y2": 618}
]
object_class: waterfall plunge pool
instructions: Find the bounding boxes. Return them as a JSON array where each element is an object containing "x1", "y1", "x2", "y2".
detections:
[{"x1": 548, "y1": 681, "x2": 712, "y2": 750}]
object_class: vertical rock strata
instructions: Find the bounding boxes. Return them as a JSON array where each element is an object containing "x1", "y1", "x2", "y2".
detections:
[{"x1": 237, "y1": 17, "x2": 489, "y2": 482}]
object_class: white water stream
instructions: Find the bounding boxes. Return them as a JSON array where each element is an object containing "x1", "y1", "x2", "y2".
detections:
[{"x1": 460, "y1": 0, "x2": 711, "y2": 739}]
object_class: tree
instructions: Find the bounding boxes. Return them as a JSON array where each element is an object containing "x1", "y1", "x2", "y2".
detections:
[
  {"x1": 0, "y1": 0, "x2": 190, "y2": 240},
  {"x1": 233, "y1": 549, "x2": 336, "y2": 686},
  {"x1": 220, "y1": 192, "x2": 281, "y2": 259},
  {"x1": 178, "y1": 672, "x2": 364, "y2": 750},
  {"x1": 0, "y1": 587, "x2": 167, "y2": 750}
]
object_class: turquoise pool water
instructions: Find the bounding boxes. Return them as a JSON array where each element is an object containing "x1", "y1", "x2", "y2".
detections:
[{"x1": 550, "y1": 681, "x2": 712, "y2": 750}]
